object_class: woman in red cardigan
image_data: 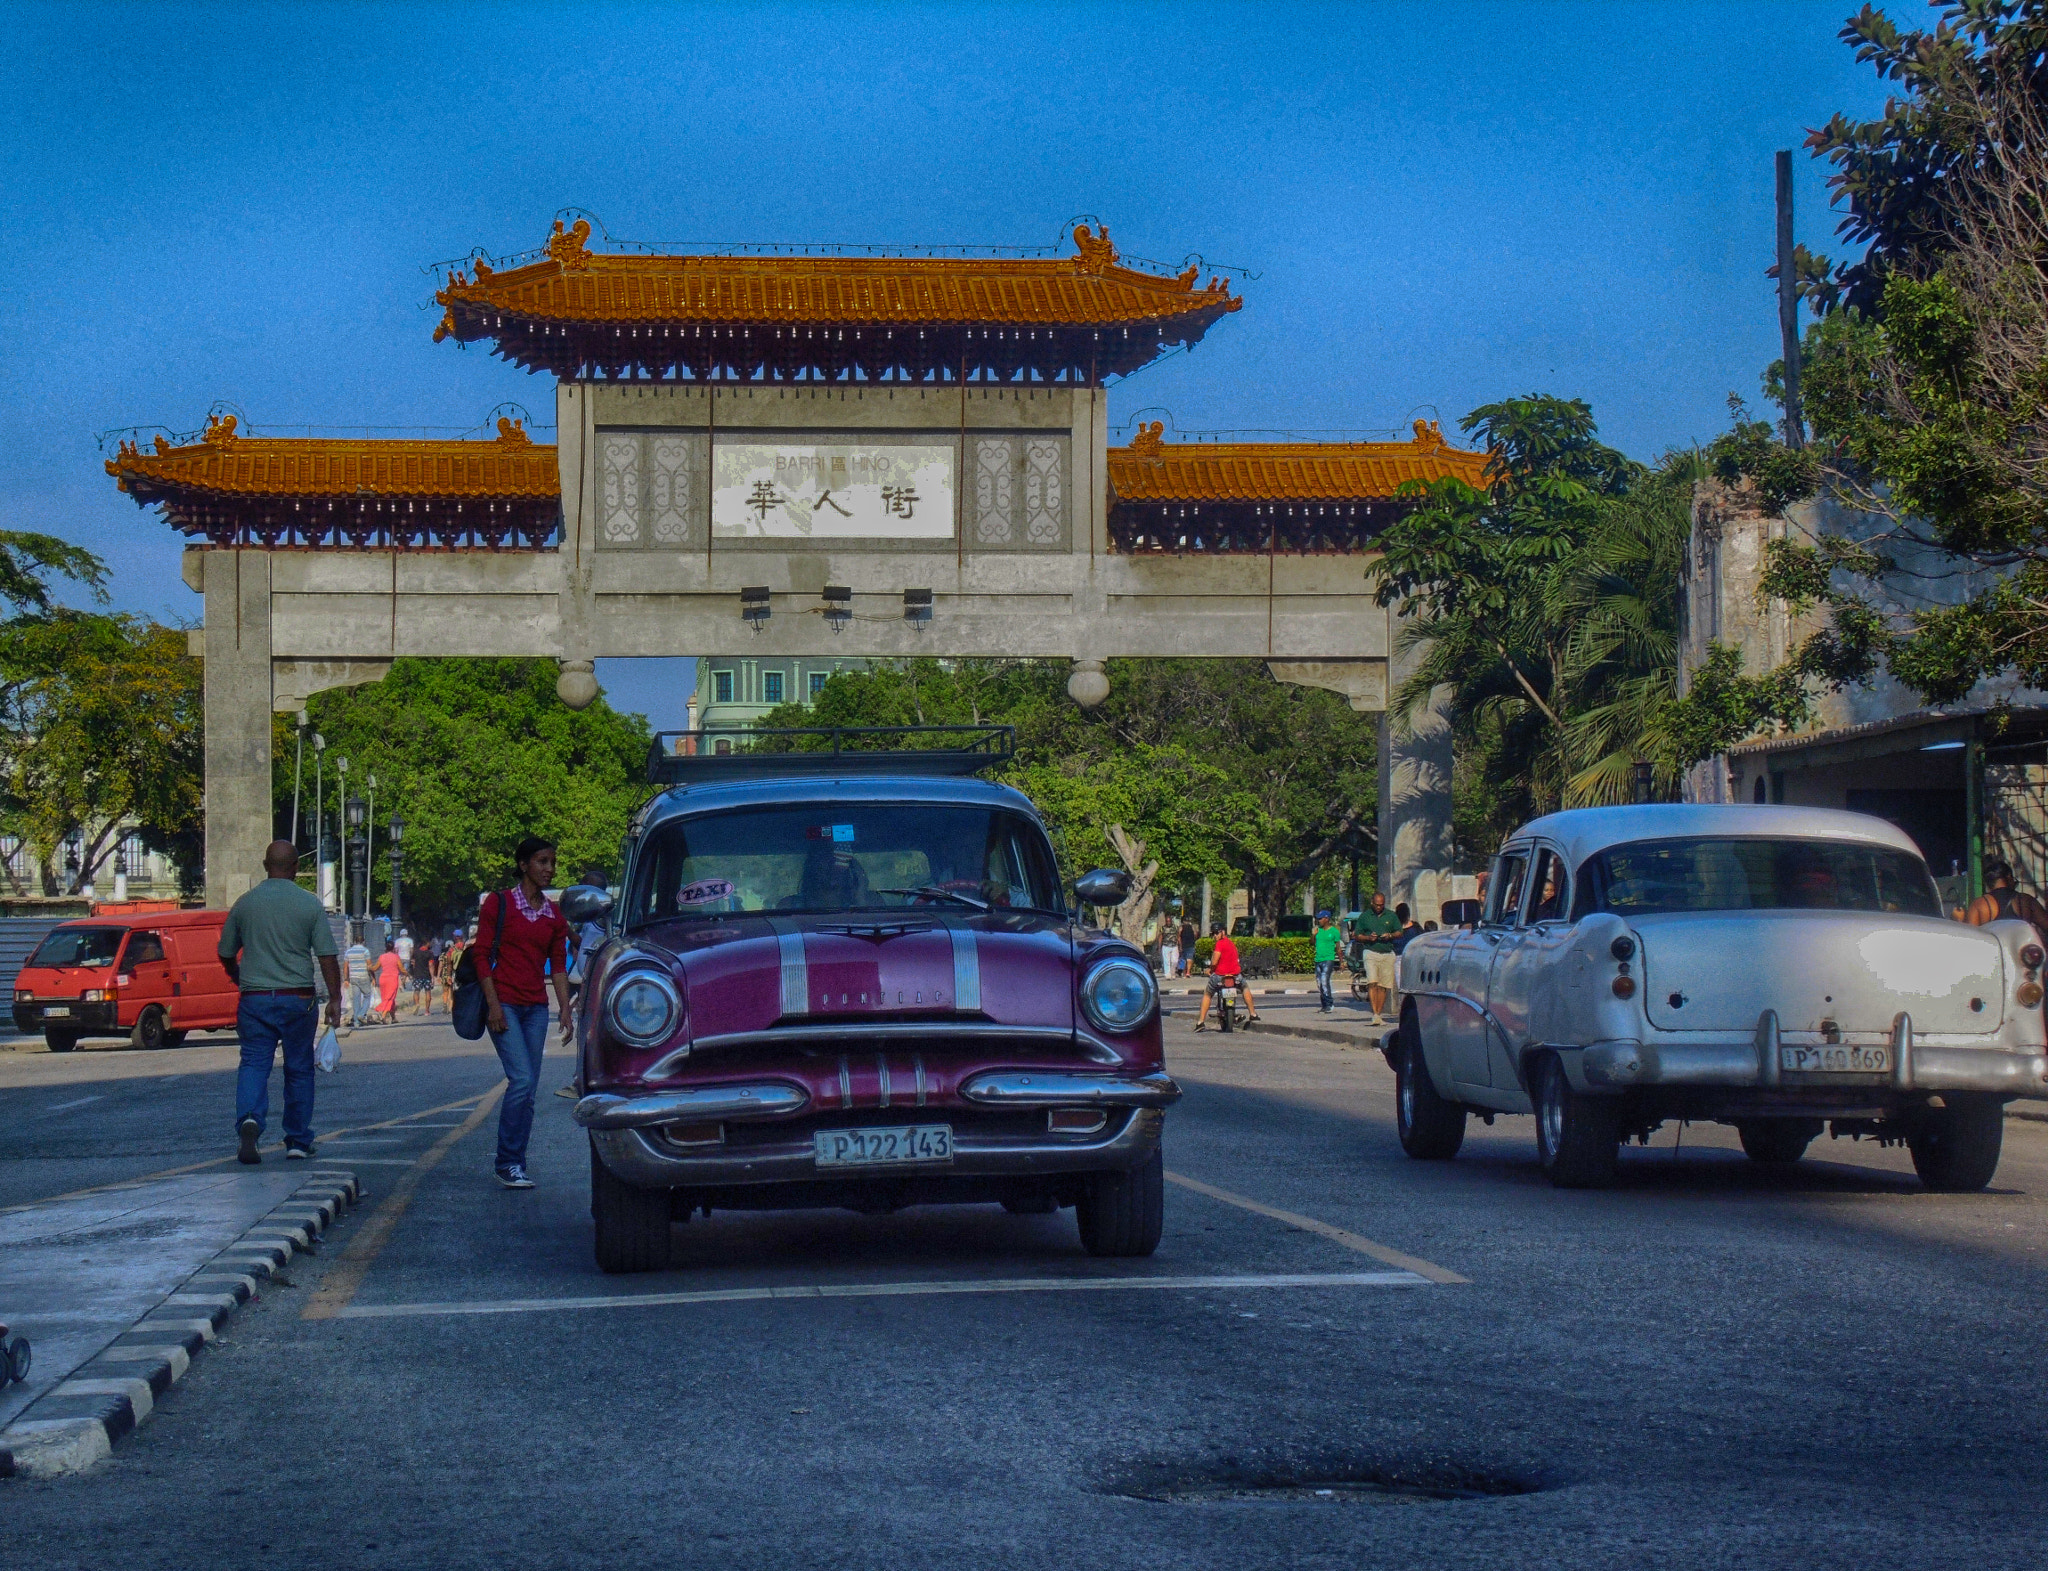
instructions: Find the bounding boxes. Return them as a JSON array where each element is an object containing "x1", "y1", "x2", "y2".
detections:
[{"x1": 478, "y1": 836, "x2": 572, "y2": 1189}]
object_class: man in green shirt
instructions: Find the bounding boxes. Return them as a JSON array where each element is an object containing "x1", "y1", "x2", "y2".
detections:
[
  {"x1": 219, "y1": 841, "x2": 342, "y2": 1164},
  {"x1": 1356, "y1": 892, "x2": 1402, "y2": 1022},
  {"x1": 1312, "y1": 910, "x2": 1341, "y2": 1013}
]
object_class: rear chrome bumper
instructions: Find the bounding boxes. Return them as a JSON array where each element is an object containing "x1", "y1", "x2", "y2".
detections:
[
  {"x1": 1576, "y1": 1009, "x2": 2048, "y2": 1097},
  {"x1": 592, "y1": 1106, "x2": 1165, "y2": 1189}
]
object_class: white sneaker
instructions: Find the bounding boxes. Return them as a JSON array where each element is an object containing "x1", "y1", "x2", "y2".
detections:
[{"x1": 495, "y1": 1165, "x2": 534, "y2": 1190}]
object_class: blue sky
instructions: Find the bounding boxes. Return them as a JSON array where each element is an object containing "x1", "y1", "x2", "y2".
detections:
[{"x1": 2, "y1": 0, "x2": 1893, "y2": 726}]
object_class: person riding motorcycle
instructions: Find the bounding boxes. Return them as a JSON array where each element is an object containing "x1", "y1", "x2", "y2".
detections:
[{"x1": 1194, "y1": 926, "x2": 1258, "y2": 1031}]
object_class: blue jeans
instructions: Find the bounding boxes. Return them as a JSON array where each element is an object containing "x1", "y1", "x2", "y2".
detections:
[
  {"x1": 236, "y1": 993, "x2": 319, "y2": 1149},
  {"x1": 1315, "y1": 961, "x2": 1336, "y2": 1010},
  {"x1": 489, "y1": 1002, "x2": 553, "y2": 1170}
]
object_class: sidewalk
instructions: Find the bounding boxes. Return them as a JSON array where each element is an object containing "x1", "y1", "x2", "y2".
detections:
[{"x1": 0, "y1": 1168, "x2": 331, "y2": 1430}]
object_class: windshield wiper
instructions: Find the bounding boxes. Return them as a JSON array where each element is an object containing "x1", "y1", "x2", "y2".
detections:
[{"x1": 874, "y1": 885, "x2": 990, "y2": 912}]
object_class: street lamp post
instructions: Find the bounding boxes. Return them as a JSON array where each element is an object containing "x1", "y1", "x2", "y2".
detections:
[
  {"x1": 334, "y1": 756, "x2": 350, "y2": 912},
  {"x1": 365, "y1": 772, "x2": 377, "y2": 922},
  {"x1": 312, "y1": 734, "x2": 330, "y2": 906},
  {"x1": 345, "y1": 795, "x2": 366, "y2": 938},
  {"x1": 387, "y1": 816, "x2": 405, "y2": 927}
]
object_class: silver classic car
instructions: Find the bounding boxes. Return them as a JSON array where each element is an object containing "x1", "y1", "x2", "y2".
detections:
[{"x1": 1389, "y1": 805, "x2": 2048, "y2": 1190}]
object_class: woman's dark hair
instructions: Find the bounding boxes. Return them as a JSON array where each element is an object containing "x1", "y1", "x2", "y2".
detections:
[{"x1": 514, "y1": 836, "x2": 557, "y2": 873}]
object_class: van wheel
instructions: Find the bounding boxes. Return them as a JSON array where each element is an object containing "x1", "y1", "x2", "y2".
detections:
[
  {"x1": 1910, "y1": 1095, "x2": 2005, "y2": 1193},
  {"x1": 590, "y1": 1138, "x2": 674, "y2": 1273},
  {"x1": 1076, "y1": 1149, "x2": 1164, "y2": 1257},
  {"x1": 1533, "y1": 1051, "x2": 1621, "y2": 1188},
  {"x1": 1737, "y1": 1119, "x2": 1820, "y2": 1164},
  {"x1": 1396, "y1": 1014, "x2": 1465, "y2": 1159},
  {"x1": 131, "y1": 1006, "x2": 170, "y2": 1051},
  {"x1": 44, "y1": 1030, "x2": 79, "y2": 1053}
]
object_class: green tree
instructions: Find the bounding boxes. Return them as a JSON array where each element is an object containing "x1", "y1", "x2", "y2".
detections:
[
  {"x1": 1371, "y1": 397, "x2": 1705, "y2": 839},
  {"x1": 287, "y1": 659, "x2": 651, "y2": 926},
  {"x1": 1681, "y1": 3, "x2": 2048, "y2": 734},
  {"x1": 760, "y1": 656, "x2": 1377, "y2": 932},
  {"x1": 0, "y1": 614, "x2": 201, "y2": 896}
]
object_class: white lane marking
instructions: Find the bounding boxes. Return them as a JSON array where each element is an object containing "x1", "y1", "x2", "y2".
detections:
[
  {"x1": 46, "y1": 1095, "x2": 104, "y2": 1113},
  {"x1": 328, "y1": 1270, "x2": 1428, "y2": 1321},
  {"x1": 1164, "y1": 1172, "x2": 1469, "y2": 1285}
]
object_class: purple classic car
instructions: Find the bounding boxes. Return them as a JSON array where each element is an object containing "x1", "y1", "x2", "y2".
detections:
[{"x1": 565, "y1": 728, "x2": 1178, "y2": 1273}]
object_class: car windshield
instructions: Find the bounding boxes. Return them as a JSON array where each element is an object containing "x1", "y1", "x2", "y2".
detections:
[
  {"x1": 28, "y1": 927, "x2": 125, "y2": 968},
  {"x1": 1573, "y1": 837, "x2": 1942, "y2": 918},
  {"x1": 627, "y1": 804, "x2": 1065, "y2": 926}
]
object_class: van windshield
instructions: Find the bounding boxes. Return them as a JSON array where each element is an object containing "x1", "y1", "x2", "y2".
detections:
[
  {"x1": 627, "y1": 804, "x2": 1064, "y2": 926},
  {"x1": 1572, "y1": 837, "x2": 1942, "y2": 918},
  {"x1": 28, "y1": 927, "x2": 126, "y2": 968}
]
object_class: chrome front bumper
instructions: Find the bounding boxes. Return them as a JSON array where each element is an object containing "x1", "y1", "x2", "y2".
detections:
[
  {"x1": 1576, "y1": 1009, "x2": 2048, "y2": 1097},
  {"x1": 592, "y1": 1106, "x2": 1166, "y2": 1189}
]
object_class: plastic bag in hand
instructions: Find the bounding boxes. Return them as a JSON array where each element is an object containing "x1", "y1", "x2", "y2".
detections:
[{"x1": 315, "y1": 1026, "x2": 341, "y2": 1073}]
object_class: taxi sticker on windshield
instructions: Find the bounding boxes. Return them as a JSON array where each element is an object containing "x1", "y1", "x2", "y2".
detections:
[
  {"x1": 678, "y1": 878, "x2": 736, "y2": 907},
  {"x1": 805, "y1": 824, "x2": 856, "y2": 843}
]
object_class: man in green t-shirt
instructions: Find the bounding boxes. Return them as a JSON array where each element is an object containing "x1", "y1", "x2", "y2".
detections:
[
  {"x1": 219, "y1": 841, "x2": 342, "y2": 1164},
  {"x1": 1312, "y1": 910, "x2": 1341, "y2": 1013},
  {"x1": 1356, "y1": 892, "x2": 1402, "y2": 1022}
]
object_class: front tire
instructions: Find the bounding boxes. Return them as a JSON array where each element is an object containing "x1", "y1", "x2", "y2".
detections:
[
  {"x1": 44, "y1": 1030, "x2": 78, "y2": 1053},
  {"x1": 590, "y1": 1138, "x2": 675, "y2": 1273},
  {"x1": 1532, "y1": 1051, "x2": 1621, "y2": 1189},
  {"x1": 1738, "y1": 1119, "x2": 1820, "y2": 1164},
  {"x1": 1395, "y1": 1017, "x2": 1466, "y2": 1160},
  {"x1": 1910, "y1": 1096, "x2": 2005, "y2": 1193},
  {"x1": 1076, "y1": 1149, "x2": 1164, "y2": 1257},
  {"x1": 131, "y1": 1006, "x2": 169, "y2": 1052}
]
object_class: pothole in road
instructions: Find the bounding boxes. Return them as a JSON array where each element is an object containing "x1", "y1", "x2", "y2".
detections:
[{"x1": 1109, "y1": 1460, "x2": 1544, "y2": 1505}]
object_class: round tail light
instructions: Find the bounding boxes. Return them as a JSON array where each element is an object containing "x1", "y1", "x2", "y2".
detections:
[{"x1": 1611, "y1": 975, "x2": 1636, "y2": 999}]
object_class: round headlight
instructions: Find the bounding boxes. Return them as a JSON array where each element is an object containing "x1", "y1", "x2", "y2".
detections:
[
  {"x1": 605, "y1": 969, "x2": 680, "y2": 1047},
  {"x1": 1082, "y1": 957, "x2": 1157, "y2": 1034}
]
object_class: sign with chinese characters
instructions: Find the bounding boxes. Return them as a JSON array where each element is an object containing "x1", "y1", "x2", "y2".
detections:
[{"x1": 712, "y1": 441, "x2": 955, "y2": 540}]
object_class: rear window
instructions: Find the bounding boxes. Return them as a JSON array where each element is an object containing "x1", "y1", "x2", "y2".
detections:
[
  {"x1": 27, "y1": 927, "x2": 125, "y2": 968},
  {"x1": 1572, "y1": 837, "x2": 1942, "y2": 918}
]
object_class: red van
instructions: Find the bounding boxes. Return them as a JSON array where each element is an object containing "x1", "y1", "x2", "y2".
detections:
[{"x1": 12, "y1": 911, "x2": 238, "y2": 1052}]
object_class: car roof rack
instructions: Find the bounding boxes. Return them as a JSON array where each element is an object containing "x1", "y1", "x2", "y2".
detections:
[{"x1": 647, "y1": 724, "x2": 1015, "y2": 784}]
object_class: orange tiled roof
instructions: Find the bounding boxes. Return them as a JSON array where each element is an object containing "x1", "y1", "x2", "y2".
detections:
[
  {"x1": 1109, "y1": 420, "x2": 1489, "y2": 504},
  {"x1": 433, "y1": 220, "x2": 1242, "y2": 337},
  {"x1": 105, "y1": 416, "x2": 559, "y2": 501}
]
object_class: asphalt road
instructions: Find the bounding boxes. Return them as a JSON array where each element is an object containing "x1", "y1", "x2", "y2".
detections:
[{"x1": 3, "y1": 1005, "x2": 2046, "y2": 1569}]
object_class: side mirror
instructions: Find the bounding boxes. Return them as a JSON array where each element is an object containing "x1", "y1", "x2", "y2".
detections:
[
  {"x1": 1072, "y1": 868, "x2": 1132, "y2": 907},
  {"x1": 560, "y1": 885, "x2": 614, "y2": 925}
]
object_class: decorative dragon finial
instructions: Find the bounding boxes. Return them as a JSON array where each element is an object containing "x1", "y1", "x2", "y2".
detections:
[
  {"x1": 203, "y1": 413, "x2": 239, "y2": 446},
  {"x1": 495, "y1": 416, "x2": 531, "y2": 445},
  {"x1": 1073, "y1": 223, "x2": 1117, "y2": 272},
  {"x1": 1129, "y1": 420, "x2": 1166, "y2": 456},
  {"x1": 434, "y1": 306, "x2": 457, "y2": 343},
  {"x1": 1411, "y1": 418, "x2": 1445, "y2": 452},
  {"x1": 153, "y1": 434, "x2": 169, "y2": 453},
  {"x1": 548, "y1": 217, "x2": 594, "y2": 271}
]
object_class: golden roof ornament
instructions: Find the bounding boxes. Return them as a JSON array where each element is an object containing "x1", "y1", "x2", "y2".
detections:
[
  {"x1": 1129, "y1": 420, "x2": 1167, "y2": 456},
  {"x1": 495, "y1": 415, "x2": 532, "y2": 445},
  {"x1": 1072, "y1": 223, "x2": 1117, "y2": 272},
  {"x1": 1410, "y1": 418, "x2": 1445, "y2": 452},
  {"x1": 203, "y1": 413, "x2": 238, "y2": 446},
  {"x1": 547, "y1": 217, "x2": 594, "y2": 272}
]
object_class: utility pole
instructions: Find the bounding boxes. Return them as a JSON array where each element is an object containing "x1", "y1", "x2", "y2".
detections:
[{"x1": 1776, "y1": 149, "x2": 1805, "y2": 449}]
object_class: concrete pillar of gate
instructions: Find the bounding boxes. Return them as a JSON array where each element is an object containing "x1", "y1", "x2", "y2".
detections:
[
  {"x1": 1378, "y1": 680, "x2": 1455, "y2": 920},
  {"x1": 202, "y1": 550, "x2": 276, "y2": 910}
]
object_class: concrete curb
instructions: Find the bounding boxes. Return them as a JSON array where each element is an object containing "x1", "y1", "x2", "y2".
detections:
[{"x1": 0, "y1": 1169, "x2": 360, "y2": 1481}]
